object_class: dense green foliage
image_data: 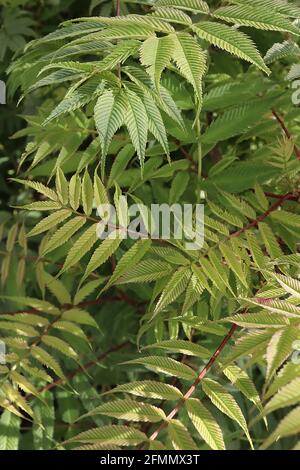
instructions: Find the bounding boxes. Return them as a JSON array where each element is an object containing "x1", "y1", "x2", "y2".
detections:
[{"x1": 1, "y1": 0, "x2": 300, "y2": 451}]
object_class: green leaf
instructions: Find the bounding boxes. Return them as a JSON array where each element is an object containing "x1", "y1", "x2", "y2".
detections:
[
  {"x1": 247, "y1": 298, "x2": 300, "y2": 317},
  {"x1": 33, "y1": 391, "x2": 55, "y2": 450},
  {"x1": 153, "y1": 268, "x2": 191, "y2": 317},
  {"x1": 108, "y1": 144, "x2": 135, "y2": 188},
  {"x1": 1, "y1": 383, "x2": 33, "y2": 418},
  {"x1": 225, "y1": 311, "x2": 297, "y2": 328},
  {"x1": 53, "y1": 321, "x2": 90, "y2": 344},
  {"x1": 151, "y1": 246, "x2": 190, "y2": 266},
  {"x1": 12, "y1": 178, "x2": 58, "y2": 201},
  {"x1": 261, "y1": 406, "x2": 300, "y2": 449},
  {"x1": 59, "y1": 224, "x2": 98, "y2": 275},
  {"x1": 125, "y1": 89, "x2": 148, "y2": 170},
  {"x1": 0, "y1": 321, "x2": 38, "y2": 338},
  {"x1": 32, "y1": 345, "x2": 64, "y2": 378},
  {"x1": 83, "y1": 231, "x2": 123, "y2": 281},
  {"x1": 245, "y1": 231, "x2": 266, "y2": 268},
  {"x1": 123, "y1": 356, "x2": 197, "y2": 380},
  {"x1": 103, "y1": 380, "x2": 183, "y2": 400},
  {"x1": 264, "y1": 40, "x2": 300, "y2": 64},
  {"x1": 155, "y1": 0, "x2": 209, "y2": 14},
  {"x1": 265, "y1": 362, "x2": 300, "y2": 400},
  {"x1": 258, "y1": 222, "x2": 283, "y2": 259},
  {"x1": 41, "y1": 335, "x2": 78, "y2": 360},
  {"x1": 222, "y1": 365, "x2": 263, "y2": 412},
  {"x1": 56, "y1": 168, "x2": 69, "y2": 205},
  {"x1": 94, "y1": 90, "x2": 127, "y2": 167},
  {"x1": 69, "y1": 174, "x2": 81, "y2": 211},
  {"x1": 68, "y1": 425, "x2": 147, "y2": 446},
  {"x1": 273, "y1": 274, "x2": 300, "y2": 300},
  {"x1": 172, "y1": 32, "x2": 206, "y2": 104},
  {"x1": 220, "y1": 240, "x2": 248, "y2": 288},
  {"x1": 140, "y1": 34, "x2": 175, "y2": 89},
  {"x1": 10, "y1": 371, "x2": 41, "y2": 400},
  {"x1": 201, "y1": 98, "x2": 273, "y2": 145},
  {"x1": 43, "y1": 76, "x2": 104, "y2": 124},
  {"x1": 35, "y1": 21, "x2": 103, "y2": 42},
  {"x1": 27, "y1": 209, "x2": 72, "y2": 238},
  {"x1": 266, "y1": 327, "x2": 300, "y2": 383},
  {"x1": 75, "y1": 24, "x2": 155, "y2": 42},
  {"x1": 202, "y1": 378, "x2": 253, "y2": 448},
  {"x1": 5, "y1": 223, "x2": 18, "y2": 252},
  {"x1": 94, "y1": 172, "x2": 109, "y2": 207},
  {"x1": 220, "y1": 190, "x2": 256, "y2": 219},
  {"x1": 142, "y1": 93, "x2": 170, "y2": 160},
  {"x1": 233, "y1": 0, "x2": 300, "y2": 18},
  {"x1": 263, "y1": 378, "x2": 300, "y2": 416},
  {"x1": 193, "y1": 22, "x2": 270, "y2": 74},
  {"x1": 213, "y1": 5, "x2": 300, "y2": 35},
  {"x1": 61, "y1": 308, "x2": 99, "y2": 329},
  {"x1": 152, "y1": 7, "x2": 192, "y2": 25},
  {"x1": 143, "y1": 339, "x2": 210, "y2": 358},
  {"x1": 186, "y1": 398, "x2": 225, "y2": 450},
  {"x1": 82, "y1": 170, "x2": 93, "y2": 216},
  {"x1": 0, "y1": 296, "x2": 59, "y2": 315},
  {"x1": 149, "y1": 440, "x2": 166, "y2": 450},
  {"x1": 254, "y1": 183, "x2": 269, "y2": 210},
  {"x1": 199, "y1": 257, "x2": 229, "y2": 295},
  {"x1": 222, "y1": 330, "x2": 272, "y2": 367},
  {"x1": 17, "y1": 201, "x2": 62, "y2": 211},
  {"x1": 73, "y1": 15, "x2": 175, "y2": 33},
  {"x1": 0, "y1": 411, "x2": 20, "y2": 450},
  {"x1": 97, "y1": 40, "x2": 140, "y2": 71},
  {"x1": 73, "y1": 278, "x2": 106, "y2": 305},
  {"x1": 43, "y1": 271, "x2": 71, "y2": 304},
  {"x1": 104, "y1": 239, "x2": 151, "y2": 291},
  {"x1": 168, "y1": 419, "x2": 198, "y2": 451},
  {"x1": 42, "y1": 216, "x2": 86, "y2": 256},
  {"x1": 117, "y1": 259, "x2": 173, "y2": 284}
]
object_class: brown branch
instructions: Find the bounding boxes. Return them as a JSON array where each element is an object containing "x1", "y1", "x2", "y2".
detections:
[
  {"x1": 177, "y1": 144, "x2": 193, "y2": 163},
  {"x1": 230, "y1": 192, "x2": 298, "y2": 240},
  {"x1": 149, "y1": 323, "x2": 238, "y2": 441},
  {"x1": 30, "y1": 341, "x2": 130, "y2": 397},
  {"x1": 272, "y1": 110, "x2": 300, "y2": 160},
  {"x1": 201, "y1": 191, "x2": 298, "y2": 261},
  {"x1": 265, "y1": 192, "x2": 299, "y2": 201},
  {"x1": 116, "y1": 0, "x2": 121, "y2": 16}
]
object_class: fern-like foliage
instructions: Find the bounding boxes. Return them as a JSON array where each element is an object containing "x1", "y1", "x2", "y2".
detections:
[
  {"x1": 1, "y1": 0, "x2": 300, "y2": 453},
  {"x1": 9, "y1": 0, "x2": 289, "y2": 173}
]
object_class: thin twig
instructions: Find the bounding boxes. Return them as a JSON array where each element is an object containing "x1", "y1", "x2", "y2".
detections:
[
  {"x1": 265, "y1": 191, "x2": 299, "y2": 200},
  {"x1": 272, "y1": 110, "x2": 300, "y2": 160},
  {"x1": 116, "y1": 0, "x2": 121, "y2": 16},
  {"x1": 230, "y1": 192, "x2": 298, "y2": 239},
  {"x1": 149, "y1": 323, "x2": 238, "y2": 441},
  {"x1": 31, "y1": 341, "x2": 130, "y2": 396}
]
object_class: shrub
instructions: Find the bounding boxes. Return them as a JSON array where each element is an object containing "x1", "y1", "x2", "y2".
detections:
[{"x1": 1, "y1": 0, "x2": 300, "y2": 451}]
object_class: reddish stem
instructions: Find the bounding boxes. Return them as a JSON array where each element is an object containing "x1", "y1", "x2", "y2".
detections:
[
  {"x1": 149, "y1": 323, "x2": 238, "y2": 441},
  {"x1": 116, "y1": 0, "x2": 121, "y2": 16},
  {"x1": 32, "y1": 341, "x2": 130, "y2": 396},
  {"x1": 230, "y1": 192, "x2": 297, "y2": 239},
  {"x1": 265, "y1": 192, "x2": 298, "y2": 200},
  {"x1": 272, "y1": 110, "x2": 300, "y2": 160}
]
